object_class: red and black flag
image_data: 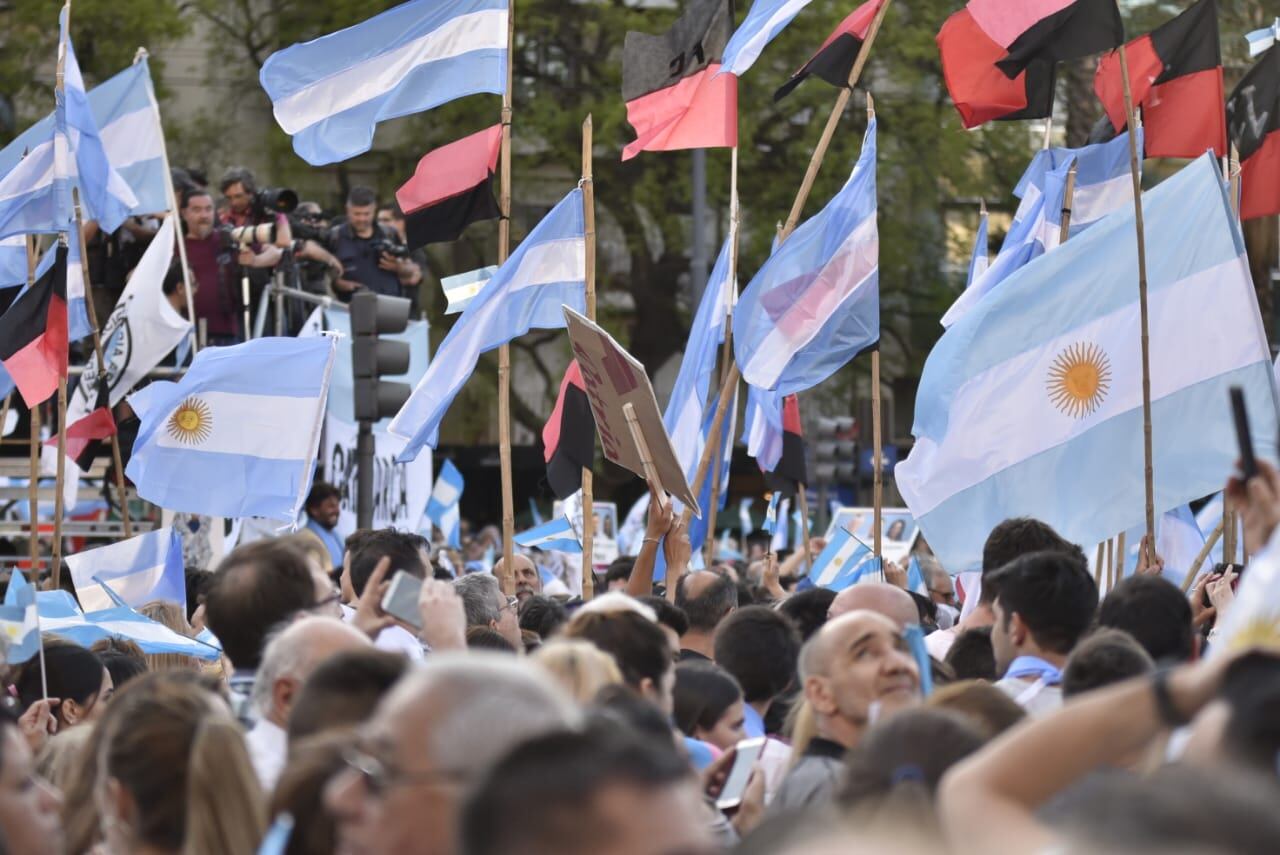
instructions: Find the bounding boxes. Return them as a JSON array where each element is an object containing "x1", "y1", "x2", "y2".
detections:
[
  {"x1": 542, "y1": 360, "x2": 597, "y2": 500},
  {"x1": 0, "y1": 245, "x2": 68, "y2": 407},
  {"x1": 774, "y1": 0, "x2": 885, "y2": 102},
  {"x1": 46, "y1": 377, "x2": 116, "y2": 471},
  {"x1": 395, "y1": 124, "x2": 502, "y2": 250},
  {"x1": 937, "y1": 8, "x2": 1057, "y2": 128},
  {"x1": 1093, "y1": 0, "x2": 1225, "y2": 159},
  {"x1": 622, "y1": 0, "x2": 737, "y2": 161},
  {"x1": 980, "y1": 0, "x2": 1124, "y2": 78},
  {"x1": 765, "y1": 394, "x2": 808, "y2": 497},
  {"x1": 1228, "y1": 43, "x2": 1280, "y2": 221}
]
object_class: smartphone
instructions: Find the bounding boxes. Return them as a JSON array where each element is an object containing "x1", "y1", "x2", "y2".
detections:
[
  {"x1": 715, "y1": 737, "x2": 766, "y2": 811},
  {"x1": 1231, "y1": 386, "x2": 1258, "y2": 481},
  {"x1": 380, "y1": 570, "x2": 423, "y2": 630}
]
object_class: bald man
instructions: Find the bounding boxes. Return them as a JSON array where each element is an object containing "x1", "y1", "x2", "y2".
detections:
[
  {"x1": 326, "y1": 653, "x2": 580, "y2": 855},
  {"x1": 247, "y1": 616, "x2": 371, "y2": 789},
  {"x1": 769, "y1": 610, "x2": 921, "y2": 813},
  {"x1": 675, "y1": 570, "x2": 738, "y2": 660},
  {"x1": 827, "y1": 581, "x2": 919, "y2": 629}
]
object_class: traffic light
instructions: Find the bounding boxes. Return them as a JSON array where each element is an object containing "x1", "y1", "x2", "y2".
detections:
[
  {"x1": 813, "y1": 416, "x2": 857, "y2": 485},
  {"x1": 350, "y1": 292, "x2": 412, "y2": 422}
]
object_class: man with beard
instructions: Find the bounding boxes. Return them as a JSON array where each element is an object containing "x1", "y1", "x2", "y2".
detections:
[{"x1": 301, "y1": 481, "x2": 345, "y2": 571}]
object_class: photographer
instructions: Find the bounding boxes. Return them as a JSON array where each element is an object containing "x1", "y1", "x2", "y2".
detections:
[
  {"x1": 182, "y1": 187, "x2": 281, "y2": 345},
  {"x1": 330, "y1": 186, "x2": 423, "y2": 302}
]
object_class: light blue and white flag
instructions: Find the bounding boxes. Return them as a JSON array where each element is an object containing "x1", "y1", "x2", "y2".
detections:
[
  {"x1": 810, "y1": 527, "x2": 880, "y2": 592},
  {"x1": 1245, "y1": 19, "x2": 1279, "y2": 57},
  {"x1": 442, "y1": 265, "x2": 498, "y2": 315},
  {"x1": 390, "y1": 188, "x2": 586, "y2": 459},
  {"x1": 0, "y1": 58, "x2": 166, "y2": 234},
  {"x1": 898, "y1": 154, "x2": 1279, "y2": 573},
  {"x1": 29, "y1": 232, "x2": 90, "y2": 341},
  {"x1": 0, "y1": 123, "x2": 70, "y2": 241},
  {"x1": 1112, "y1": 504, "x2": 1208, "y2": 585},
  {"x1": 943, "y1": 131, "x2": 1137, "y2": 328},
  {"x1": 719, "y1": 0, "x2": 816, "y2": 78},
  {"x1": 65, "y1": 527, "x2": 185, "y2": 613},
  {"x1": 734, "y1": 119, "x2": 877, "y2": 395},
  {"x1": 772, "y1": 498, "x2": 791, "y2": 552},
  {"x1": 260, "y1": 0, "x2": 508, "y2": 165},
  {"x1": 0, "y1": 581, "x2": 39, "y2": 665},
  {"x1": 743, "y1": 384, "x2": 785, "y2": 471},
  {"x1": 126, "y1": 336, "x2": 338, "y2": 523},
  {"x1": 791, "y1": 507, "x2": 807, "y2": 552},
  {"x1": 514, "y1": 515, "x2": 582, "y2": 554},
  {"x1": 56, "y1": 6, "x2": 138, "y2": 233},
  {"x1": 426, "y1": 459, "x2": 464, "y2": 549},
  {"x1": 717, "y1": 529, "x2": 743, "y2": 561},
  {"x1": 966, "y1": 205, "x2": 989, "y2": 288},
  {"x1": 906, "y1": 555, "x2": 928, "y2": 596},
  {"x1": 763, "y1": 492, "x2": 781, "y2": 534},
  {"x1": 739, "y1": 497, "x2": 754, "y2": 536}
]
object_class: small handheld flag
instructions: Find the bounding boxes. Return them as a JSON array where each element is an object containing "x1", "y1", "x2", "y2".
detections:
[
  {"x1": 426, "y1": 460, "x2": 465, "y2": 549},
  {"x1": 514, "y1": 516, "x2": 583, "y2": 554},
  {"x1": 738, "y1": 498, "x2": 754, "y2": 536},
  {"x1": 809, "y1": 528, "x2": 879, "y2": 591},
  {"x1": 762, "y1": 493, "x2": 781, "y2": 535}
]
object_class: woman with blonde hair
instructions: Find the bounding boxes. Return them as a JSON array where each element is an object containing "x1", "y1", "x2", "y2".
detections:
[
  {"x1": 94, "y1": 671, "x2": 266, "y2": 855},
  {"x1": 138, "y1": 601, "x2": 201, "y2": 672},
  {"x1": 531, "y1": 639, "x2": 623, "y2": 704}
]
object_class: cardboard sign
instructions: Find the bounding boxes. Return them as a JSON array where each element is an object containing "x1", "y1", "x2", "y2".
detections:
[
  {"x1": 827, "y1": 507, "x2": 920, "y2": 566},
  {"x1": 563, "y1": 307, "x2": 701, "y2": 516}
]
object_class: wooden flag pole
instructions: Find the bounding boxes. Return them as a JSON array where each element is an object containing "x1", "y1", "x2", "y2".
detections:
[
  {"x1": 796, "y1": 489, "x2": 813, "y2": 573},
  {"x1": 1116, "y1": 44, "x2": 1156, "y2": 559},
  {"x1": 25, "y1": 234, "x2": 41, "y2": 575},
  {"x1": 623, "y1": 403, "x2": 666, "y2": 498},
  {"x1": 132, "y1": 49, "x2": 197, "y2": 355},
  {"x1": 495, "y1": 0, "x2": 516, "y2": 597},
  {"x1": 580, "y1": 114, "x2": 596, "y2": 600},
  {"x1": 1114, "y1": 531, "x2": 1126, "y2": 585},
  {"x1": 703, "y1": 146, "x2": 740, "y2": 567},
  {"x1": 1219, "y1": 145, "x2": 1242, "y2": 568},
  {"x1": 1094, "y1": 542, "x2": 1104, "y2": 587},
  {"x1": 72, "y1": 199, "x2": 132, "y2": 538},
  {"x1": 778, "y1": 0, "x2": 892, "y2": 242},
  {"x1": 51, "y1": 376, "x2": 68, "y2": 591},
  {"x1": 680, "y1": 364, "x2": 740, "y2": 531},
  {"x1": 1105, "y1": 537, "x2": 1114, "y2": 592},
  {"x1": 1177, "y1": 514, "x2": 1228, "y2": 593},
  {"x1": 866, "y1": 94, "x2": 883, "y2": 560}
]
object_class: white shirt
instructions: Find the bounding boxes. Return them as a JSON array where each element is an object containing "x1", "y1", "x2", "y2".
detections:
[
  {"x1": 340, "y1": 604, "x2": 425, "y2": 660},
  {"x1": 245, "y1": 718, "x2": 288, "y2": 792},
  {"x1": 925, "y1": 626, "x2": 958, "y2": 661}
]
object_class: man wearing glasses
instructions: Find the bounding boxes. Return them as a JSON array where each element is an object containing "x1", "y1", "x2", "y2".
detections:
[
  {"x1": 325, "y1": 655, "x2": 579, "y2": 855},
  {"x1": 453, "y1": 574, "x2": 524, "y2": 650}
]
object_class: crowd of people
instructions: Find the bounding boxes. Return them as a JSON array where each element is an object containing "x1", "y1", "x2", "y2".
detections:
[{"x1": 3, "y1": 458, "x2": 1280, "y2": 855}]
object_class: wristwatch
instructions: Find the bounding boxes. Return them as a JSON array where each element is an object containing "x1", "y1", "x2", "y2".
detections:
[{"x1": 1151, "y1": 669, "x2": 1191, "y2": 727}]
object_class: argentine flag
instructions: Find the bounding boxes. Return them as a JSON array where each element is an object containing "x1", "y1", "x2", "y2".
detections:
[
  {"x1": 514, "y1": 515, "x2": 583, "y2": 554},
  {"x1": 126, "y1": 336, "x2": 337, "y2": 523},
  {"x1": 810, "y1": 527, "x2": 881, "y2": 592},
  {"x1": 734, "y1": 119, "x2": 877, "y2": 395},
  {"x1": 944, "y1": 132, "x2": 1136, "y2": 328},
  {"x1": 898, "y1": 154, "x2": 1280, "y2": 573},
  {"x1": 719, "y1": 0, "x2": 816, "y2": 78},
  {"x1": 426, "y1": 460, "x2": 464, "y2": 549},
  {"x1": 0, "y1": 581, "x2": 38, "y2": 665},
  {"x1": 65, "y1": 527, "x2": 185, "y2": 613},
  {"x1": 390, "y1": 187, "x2": 587, "y2": 460},
  {"x1": 260, "y1": 0, "x2": 508, "y2": 165}
]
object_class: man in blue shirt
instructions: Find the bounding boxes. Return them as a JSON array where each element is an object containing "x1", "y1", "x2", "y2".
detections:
[{"x1": 301, "y1": 481, "x2": 346, "y2": 571}]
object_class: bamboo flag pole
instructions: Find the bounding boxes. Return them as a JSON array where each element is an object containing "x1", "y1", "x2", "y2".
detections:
[
  {"x1": 1182, "y1": 517, "x2": 1225, "y2": 592},
  {"x1": 1116, "y1": 43, "x2": 1157, "y2": 558},
  {"x1": 865, "y1": 95, "x2": 885, "y2": 560},
  {"x1": 495, "y1": 0, "x2": 516, "y2": 596},
  {"x1": 72, "y1": 200, "x2": 132, "y2": 538},
  {"x1": 132, "y1": 48, "x2": 197, "y2": 355},
  {"x1": 778, "y1": 0, "x2": 892, "y2": 241},
  {"x1": 1094, "y1": 542, "x2": 1104, "y2": 587},
  {"x1": 580, "y1": 114, "x2": 596, "y2": 600},
  {"x1": 50, "y1": 12, "x2": 70, "y2": 590},
  {"x1": 703, "y1": 146, "x2": 740, "y2": 567},
  {"x1": 1105, "y1": 537, "x2": 1114, "y2": 592},
  {"x1": 26, "y1": 235, "x2": 41, "y2": 574}
]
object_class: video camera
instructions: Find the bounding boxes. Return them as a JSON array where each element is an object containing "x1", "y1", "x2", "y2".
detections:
[{"x1": 372, "y1": 237, "x2": 410, "y2": 259}]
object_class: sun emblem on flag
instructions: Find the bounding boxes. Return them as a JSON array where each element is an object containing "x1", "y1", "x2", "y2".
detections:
[
  {"x1": 166, "y1": 397, "x2": 212, "y2": 445},
  {"x1": 1226, "y1": 615, "x2": 1280, "y2": 652},
  {"x1": 1047, "y1": 343, "x2": 1112, "y2": 418}
]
